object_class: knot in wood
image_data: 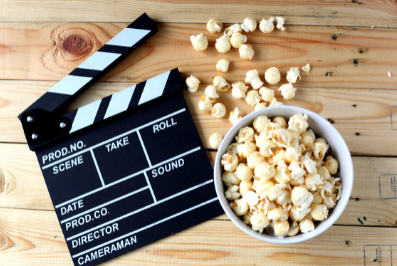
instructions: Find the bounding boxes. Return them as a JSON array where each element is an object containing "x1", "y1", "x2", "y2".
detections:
[
  {"x1": 62, "y1": 34, "x2": 92, "y2": 55},
  {"x1": 0, "y1": 170, "x2": 4, "y2": 194}
]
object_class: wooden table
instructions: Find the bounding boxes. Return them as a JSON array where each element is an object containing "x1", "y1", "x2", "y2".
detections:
[{"x1": 1, "y1": 1, "x2": 397, "y2": 265}]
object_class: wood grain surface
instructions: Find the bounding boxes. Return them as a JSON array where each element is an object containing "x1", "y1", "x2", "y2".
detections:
[
  {"x1": 0, "y1": 22, "x2": 396, "y2": 90},
  {"x1": 0, "y1": 0, "x2": 397, "y2": 27}
]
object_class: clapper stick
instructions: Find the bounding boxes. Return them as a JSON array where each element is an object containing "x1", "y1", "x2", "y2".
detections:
[{"x1": 18, "y1": 13, "x2": 224, "y2": 266}]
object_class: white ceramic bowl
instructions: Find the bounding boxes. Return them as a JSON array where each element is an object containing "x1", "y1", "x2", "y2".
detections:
[{"x1": 214, "y1": 106, "x2": 353, "y2": 244}]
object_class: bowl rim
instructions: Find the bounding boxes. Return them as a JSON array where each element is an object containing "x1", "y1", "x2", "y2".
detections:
[{"x1": 213, "y1": 106, "x2": 354, "y2": 244}]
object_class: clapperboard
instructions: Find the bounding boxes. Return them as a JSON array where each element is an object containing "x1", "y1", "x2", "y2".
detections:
[{"x1": 18, "y1": 13, "x2": 223, "y2": 266}]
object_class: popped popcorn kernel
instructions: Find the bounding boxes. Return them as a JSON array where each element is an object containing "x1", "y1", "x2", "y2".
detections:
[{"x1": 190, "y1": 33, "x2": 208, "y2": 51}]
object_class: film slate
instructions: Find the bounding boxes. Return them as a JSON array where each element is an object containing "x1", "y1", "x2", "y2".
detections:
[{"x1": 18, "y1": 13, "x2": 223, "y2": 266}]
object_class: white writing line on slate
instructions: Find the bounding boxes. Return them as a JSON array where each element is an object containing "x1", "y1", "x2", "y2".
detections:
[
  {"x1": 42, "y1": 108, "x2": 186, "y2": 170},
  {"x1": 66, "y1": 178, "x2": 213, "y2": 241},
  {"x1": 54, "y1": 146, "x2": 200, "y2": 209},
  {"x1": 71, "y1": 197, "x2": 218, "y2": 258}
]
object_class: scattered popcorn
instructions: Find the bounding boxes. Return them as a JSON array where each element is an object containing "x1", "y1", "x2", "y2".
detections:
[
  {"x1": 239, "y1": 44, "x2": 254, "y2": 60},
  {"x1": 229, "y1": 107, "x2": 245, "y2": 125},
  {"x1": 245, "y1": 70, "x2": 264, "y2": 89},
  {"x1": 207, "y1": 19, "x2": 223, "y2": 33},
  {"x1": 209, "y1": 132, "x2": 223, "y2": 149},
  {"x1": 286, "y1": 67, "x2": 301, "y2": 83},
  {"x1": 241, "y1": 17, "x2": 257, "y2": 32},
  {"x1": 275, "y1": 17, "x2": 286, "y2": 31},
  {"x1": 224, "y1": 24, "x2": 243, "y2": 36},
  {"x1": 185, "y1": 75, "x2": 200, "y2": 92},
  {"x1": 212, "y1": 76, "x2": 230, "y2": 91},
  {"x1": 212, "y1": 103, "x2": 226, "y2": 119},
  {"x1": 204, "y1": 85, "x2": 219, "y2": 102},
  {"x1": 222, "y1": 113, "x2": 342, "y2": 237},
  {"x1": 255, "y1": 103, "x2": 268, "y2": 110},
  {"x1": 190, "y1": 33, "x2": 208, "y2": 51},
  {"x1": 265, "y1": 67, "x2": 281, "y2": 85},
  {"x1": 231, "y1": 82, "x2": 249, "y2": 98},
  {"x1": 246, "y1": 90, "x2": 261, "y2": 106},
  {"x1": 230, "y1": 32, "x2": 248, "y2": 48},
  {"x1": 388, "y1": 71, "x2": 392, "y2": 77},
  {"x1": 215, "y1": 35, "x2": 231, "y2": 53},
  {"x1": 269, "y1": 98, "x2": 284, "y2": 106},
  {"x1": 259, "y1": 87, "x2": 275, "y2": 103},
  {"x1": 299, "y1": 219, "x2": 315, "y2": 233},
  {"x1": 198, "y1": 95, "x2": 212, "y2": 112},
  {"x1": 302, "y1": 64, "x2": 311, "y2": 72},
  {"x1": 259, "y1": 17, "x2": 275, "y2": 33},
  {"x1": 216, "y1": 59, "x2": 230, "y2": 73},
  {"x1": 278, "y1": 83, "x2": 297, "y2": 100}
]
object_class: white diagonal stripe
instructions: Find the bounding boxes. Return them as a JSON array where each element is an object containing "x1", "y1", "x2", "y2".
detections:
[
  {"x1": 104, "y1": 85, "x2": 136, "y2": 119},
  {"x1": 70, "y1": 100, "x2": 102, "y2": 133},
  {"x1": 78, "y1": 52, "x2": 121, "y2": 71},
  {"x1": 107, "y1": 28, "x2": 151, "y2": 47},
  {"x1": 48, "y1": 75, "x2": 92, "y2": 95},
  {"x1": 138, "y1": 71, "x2": 170, "y2": 105}
]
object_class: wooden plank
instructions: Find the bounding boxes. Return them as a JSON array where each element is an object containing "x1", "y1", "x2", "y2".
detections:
[
  {"x1": 0, "y1": 207, "x2": 396, "y2": 266},
  {"x1": 1, "y1": 144, "x2": 397, "y2": 227},
  {"x1": 0, "y1": 22, "x2": 396, "y2": 89},
  {"x1": 1, "y1": 80, "x2": 397, "y2": 155},
  {"x1": 0, "y1": 0, "x2": 397, "y2": 27}
]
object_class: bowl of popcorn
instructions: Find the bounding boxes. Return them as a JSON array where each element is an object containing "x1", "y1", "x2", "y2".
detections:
[{"x1": 214, "y1": 106, "x2": 353, "y2": 244}]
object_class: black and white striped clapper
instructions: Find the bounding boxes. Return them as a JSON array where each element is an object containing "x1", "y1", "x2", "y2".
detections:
[{"x1": 18, "y1": 13, "x2": 223, "y2": 266}]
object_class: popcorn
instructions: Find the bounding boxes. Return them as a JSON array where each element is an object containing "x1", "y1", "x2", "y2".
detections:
[
  {"x1": 222, "y1": 171, "x2": 240, "y2": 187},
  {"x1": 325, "y1": 156, "x2": 339, "y2": 175},
  {"x1": 255, "y1": 103, "x2": 267, "y2": 110},
  {"x1": 310, "y1": 204, "x2": 329, "y2": 221},
  {"x1": 269, "y1": 98, "x2": 284, "y2": 106},
  {"x1": 273, "y1": 116, "x2": 287, "y2": 128},
  {"x1": 251, "y1": 212, "x2": 270, "y2": 233},
  {"x1": 286, "y1": 67, "x2": 301, "y2": 83},
  {"x1": 235, "y1": 164, "x2": 254, "y2": 182},
  {"x1": 240, "y1": 180, "x2": 253, "y2": 195},
  {"x1": 236, "y1": 127, "x2": 255, "y2": 143},
  {"x1": 254, "y1": 162, "x2": 276, "y2": 180},
  {"x1": 209, "y1": 132, "x2": 223, "y2": 149},
  {"x1": 230, "y1": 32, "x2": 247, "y2": 48},
  {"x1": 198, "y1": 95, "x2": 213, "y2": 111},
  {"x1": 287, "y1": 221, "x2": 299, "y2": 236},
  {"x1": 278, "y1": 83, "x2": 297, "y2": 100},
  {"x1": 253, "y1": 115, "x2": 270, "y2": 133},
  {"x1": 247, "y1": 152, "x2": 266, "y2": 169},
  {"x1": 207, "y1": 19, "x2": 223, "y2": 33},
  {"x1": 215, "y1": 35, "x2": 231, "y2": 53},
  {"x1": 225, "y1": 185, "x2": 240, "y2": 200},
  {"x1": 224, "y1": 24, "x2": 242, "y2": 36},
  {"x1": 243, "y1": 190, "x2": 259, "y2": 206},
  {"x1": 230, "y1": 199, "x2": 249, "y2": 216},
  {"x1": 288, "y1": 114, "x2": 309, "y2": 133},
  {"x1": 190, "y1": 33, "x2": 208, "y2": 51},
  {"x1": 222, "y1": 113, "x2": 342, "y2": 237},
  {"x1": 241, "y1": 17, "x2": 257, "y2": 32},
  {"x1": 237, "y1": 142, "x2": 256, "y2": 158},
  {"x1": 212, "y1": 76, "x2": 230, "y2": 91},
  {"x1": 229, "y1": 107, "x2": 245, "y2": 125},
  {"x1": 265, "y1": 67, "x2": 281, "y2": 85},
  {"x1": 216, "y1": 59, "x2": 230, "y2": 73},
  {"x1": 272, "y1": 220, "x2": 290, "y2": 236},
  {"x1": 221, "y1": 153, "x2": 239, "y2": 171},
  {"x1": 185, "y1": 75, "x2": 200, "y2": 92},
  {"x1": 275, "y1": 17, "x2": 286, "y2": 31},
  {"x1": 299, "y1": 219, "x2": 315, "y2": 233},
  {"x1": 245, "y1": 70, "x2": 264, "y2": 89},
  {"x1": 204, "y1": 85, "x2": 219, "y2": 102},
  {"x1": 259, "y1": 87, "x2": 275, "y2": 103},
  {"x1": 239, "y1": 44, "x2": 254, "y2": 60},
  {"x1": 231, "y1": 82, "x2": 249, "y2": 98},
  {"x1": 245, "y1": 90, "x2": 261, "y2": 106},
  {"x1": 302, "y1": 64, "x2": 311, "y2": 73},
  {"x1": 259, "y1": 17, "x2": 275, "y2": 33},
  {"x1": 211, "y1": 103, "x2": 226, "y2": 119}
]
